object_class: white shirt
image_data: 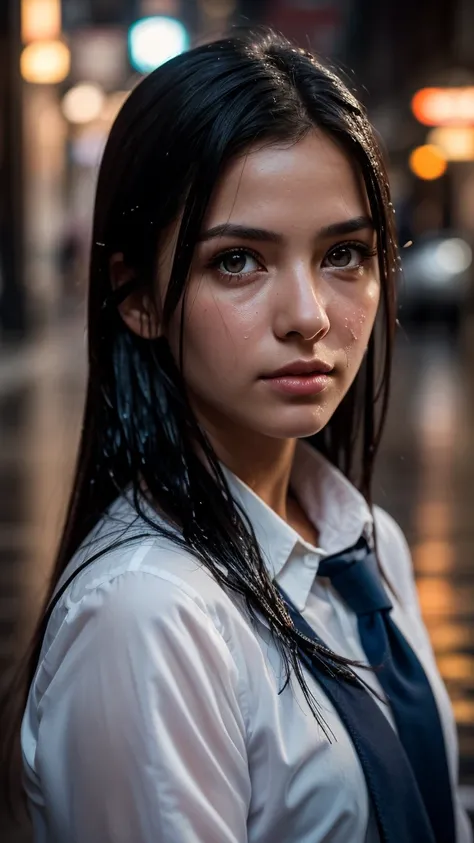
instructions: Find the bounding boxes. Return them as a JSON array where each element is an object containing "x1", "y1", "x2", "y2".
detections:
[{"x1": 21, "y1": 442, "x2": 472, "y2": 843}]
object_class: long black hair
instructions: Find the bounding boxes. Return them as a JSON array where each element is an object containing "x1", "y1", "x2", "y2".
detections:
[{"x1": 3, "y1": 27, "x2": 398, "y2": 803}]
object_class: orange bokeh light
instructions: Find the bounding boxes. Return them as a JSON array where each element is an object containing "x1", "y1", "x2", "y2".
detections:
[
  {"x1": 21, "y1": 0, "x2": 61, "y2": 43},
  {"x1": 412, "y1": 87, "x2": 474, "y2": 127},
  {"x1": 409, "y1": 144, "x2": 447, "y2": 180},
  {"x1": 21, "y1": 39, "x2": 70, "y2": 84}
]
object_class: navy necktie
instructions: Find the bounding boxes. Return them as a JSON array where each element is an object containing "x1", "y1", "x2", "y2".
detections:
[
  {"x1": 282, "y1": 593, "x2": 436, "y2": 842},
  {"x1": 316, "y1": 536, "x2": 456, "y2": 843}
]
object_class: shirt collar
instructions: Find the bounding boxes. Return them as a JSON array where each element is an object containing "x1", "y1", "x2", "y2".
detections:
[{"x1": 221, "y1": 441, "x2": 373, "y2": 611}]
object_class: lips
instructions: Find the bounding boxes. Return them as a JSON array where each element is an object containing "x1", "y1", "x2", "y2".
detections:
[{"x1": 264, "y1": 359, "x2": 334, "y2": 379}]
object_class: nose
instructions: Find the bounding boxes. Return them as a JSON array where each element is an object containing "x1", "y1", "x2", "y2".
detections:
[{"x1": 273, "y1": 263, "x2": 330, "y2": 342}]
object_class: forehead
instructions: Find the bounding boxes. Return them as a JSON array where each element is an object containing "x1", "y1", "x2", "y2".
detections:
[{"x1": 204, "y1": 130, "x2": 370, "y2": 231}]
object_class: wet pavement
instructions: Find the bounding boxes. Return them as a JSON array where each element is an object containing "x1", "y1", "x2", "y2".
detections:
[
  {"x1": 376, "y1": 321, "x2": 474, "y2": 815},
  {"x1": 1, "y1": 315, "x2": 473, "y2": 839}
]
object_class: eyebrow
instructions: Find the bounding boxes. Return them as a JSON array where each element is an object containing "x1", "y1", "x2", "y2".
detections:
[{"x1": 198, "y1": 216, "x2": 375, "y2": 244}]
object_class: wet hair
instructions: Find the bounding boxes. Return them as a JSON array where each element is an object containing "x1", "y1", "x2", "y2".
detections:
[{"x1": 2, "y1": 27, "x2": 398, "y2": 804}]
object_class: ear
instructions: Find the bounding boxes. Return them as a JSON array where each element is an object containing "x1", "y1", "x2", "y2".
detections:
[{"x1": 110, "y1": 252, "x2": 161, "y2": 340}]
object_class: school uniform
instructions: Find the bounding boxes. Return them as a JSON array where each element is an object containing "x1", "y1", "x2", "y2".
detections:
[{"x1": 21, "y1": 442, "x2": 472, "y2": 842}]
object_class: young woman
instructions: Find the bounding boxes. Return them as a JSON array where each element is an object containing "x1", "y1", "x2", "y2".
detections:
[{"x1": 10, "y1": 28, "x2": 471, "y2": 843}]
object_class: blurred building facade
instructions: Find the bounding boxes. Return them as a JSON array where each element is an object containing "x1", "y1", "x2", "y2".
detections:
[
  {"x1": 2, "y1": 0, "x2": 474, "y2": 341},
  {"x1": 0, "y1": 1, "x2": 27, "y2": 341}
]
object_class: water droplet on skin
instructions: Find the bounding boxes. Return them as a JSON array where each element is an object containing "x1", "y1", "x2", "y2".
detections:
[{"x1": 243, "y1": 334, "x2": 249, "y2": 339}]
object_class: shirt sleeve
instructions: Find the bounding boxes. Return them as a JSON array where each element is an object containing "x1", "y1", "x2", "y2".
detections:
[{"x1": 35, "y1": 569, "x2": 251, "y2": 843}]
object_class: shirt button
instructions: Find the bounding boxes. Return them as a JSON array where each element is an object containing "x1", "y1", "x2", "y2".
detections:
[{"x1": 303, "y1": 553, "x2": 320, "y2": 570}]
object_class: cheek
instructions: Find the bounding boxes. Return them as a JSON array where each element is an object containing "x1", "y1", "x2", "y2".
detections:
[
  {"x1": 172, "y1": 286, "x2": 266, "y2": 380},
  {"x1": 336, "y1": 279, "x2": 380, "y2": 349}
]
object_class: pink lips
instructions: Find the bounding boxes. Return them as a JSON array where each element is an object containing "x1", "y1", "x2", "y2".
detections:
[{"x1": 262, "y1": 359, "x2": 334, "y2": 396}]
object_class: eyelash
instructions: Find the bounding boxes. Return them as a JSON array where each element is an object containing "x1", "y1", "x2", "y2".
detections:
[
  {"x1": 207, "y1": 246, "x2": 263, "y2": 280},
  {"x1": 207, "y1": 241, "x2": 377, "y2": 282}
]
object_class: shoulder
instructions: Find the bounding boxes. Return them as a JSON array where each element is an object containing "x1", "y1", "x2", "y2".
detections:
[
  {"x1": 53, "y1": 494, "x2": 231, "y2": 613},
  {"x1": 372, "y1": 505, "x2": 412, "y2": 558},
  {"x1": 39, "y1": 498, "x2": 254, "y2": 683},
  {"x1": 372, "y1": 505, "x2": 419, "y2": 609}
]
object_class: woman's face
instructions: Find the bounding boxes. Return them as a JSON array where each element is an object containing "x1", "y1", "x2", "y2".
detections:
[{"x1": 158, "y1": 130, "x2": 380, "y2": 442}]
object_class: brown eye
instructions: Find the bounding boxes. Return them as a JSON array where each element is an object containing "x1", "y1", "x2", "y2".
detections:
[
  {"x1": 327, "y1": 246, "x2": 353, "y2": 268},
  {"x1": 216, "y1": 249, "x2": 260, "y2": 276},
  {"x1": 222, "y1": 251, "x2": 248, "y2": 273},
  {"x1": 323, "y1": 242, "x2": 374, "y2": 271}
]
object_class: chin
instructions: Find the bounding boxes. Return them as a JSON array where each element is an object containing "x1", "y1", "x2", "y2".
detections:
[{"x1": 255, "y1": 405, "x2": 334, "y2": 440}]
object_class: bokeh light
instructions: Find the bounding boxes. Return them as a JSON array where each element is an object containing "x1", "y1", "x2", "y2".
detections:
[
  {"x1": 409, "y1": 144, "x2": 447, "y2": 180},
  {"x1": 427, "y1": 127, "x2": 474, "y2": 162},
  {"x1": 61, "y1": 83, "x2": 105, "y2": 125},
  {"x1": 435, "y1": 238, "x2": 472, "y2": 274},
  {"x1": 20, "y1": 39, "x2": 70, "y2": 84},
  {"x1": 412, "y1": 86, "x2": 474, "y2": 126},
  {"x1": 21, "y1": 0, "x2": 61, "y2": 43},
  {"x1": 128, "y1": 16, "x2": 189, "y2": 74}
]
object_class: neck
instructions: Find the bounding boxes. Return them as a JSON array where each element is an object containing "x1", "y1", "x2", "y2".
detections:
[{"x1": 203, "y1": 424, "x2": 297, "y2": 521}]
